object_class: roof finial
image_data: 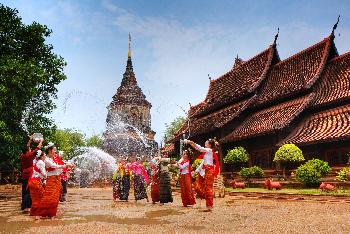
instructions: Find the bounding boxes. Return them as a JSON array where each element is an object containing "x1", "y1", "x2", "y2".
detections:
[
  {"x1": 274, "y1": 28, "x2": 279, "y2": 45},
  {"x1": 128, "y1": 33, "x2": 132, "y2": 58},
  {"x1": 208, "y1": 74, "x2": 211, "y2": 82},
  {"x1": 331, "y1": 15, "x2": 340, "y2": 36}
]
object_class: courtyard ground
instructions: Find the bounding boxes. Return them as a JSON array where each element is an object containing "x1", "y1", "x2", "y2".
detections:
[{"x1": 1, "y1": 185, "x2": 350, "y2": 234}]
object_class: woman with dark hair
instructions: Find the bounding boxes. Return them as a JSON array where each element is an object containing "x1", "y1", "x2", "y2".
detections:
[
  {"x1": 149, "y1": 160, "x2": 160, "y2": 204},
  {"x1": 28, "y1": 150, "x2": 46, "y2": 217},
  {"x1": 185, "y1": 139, "x2": 220, "y2": 211},
  {"x1": 152, "y1": 155, "x2": 173, "y2": 204},
  {"x1": 37, "y1": 142, "x2": 70, "y2": 217},
  {"x1": 19, "y1": 134, "x2": 44, "y2": 212},
  {"x1": 174, "y1": 150, "x2": 196, "y2": 207},
  {"x1": 119, "y1": 160, "x2": 131, "y2": 201},
  {"x1": 131, "y1": 158, "x2": 149, "y2": 202}
]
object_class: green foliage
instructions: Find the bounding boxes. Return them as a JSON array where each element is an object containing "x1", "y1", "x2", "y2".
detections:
[
  {"x1": 163, "y1": 116, "x2": 186, "y2": 142},
  {"x1": 86, "y1": 134, "x2": 103, "y2": 148},
  {"x1": 0, "y1": 4, "x2": 67, "y2": 178},
  {"x1": 347, "y1": 152, "x2": 350, "y2": 166},
  {"x1": 48, "y1": 128, "x2": 86, "y2": 160},
  {"x1": 192, "y1": 159, "x2": 203, "y2": 171},
  {"x1": 223, "y1": 147, "x2": 249, "y2": 166},
  {"x1": 336, "y1": 167, "x2": 350, "y2": 182},
  {"x1": 296, "y1": 159, "x2": 331, "y2": 187},
  {"x1": 274, "y1": 144, "x2": 304, "y2": 163},
  {"x1": 239, "y1": 166, "x2": 264, "y2": 181}
]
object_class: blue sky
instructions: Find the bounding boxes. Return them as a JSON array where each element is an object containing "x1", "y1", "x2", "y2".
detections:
[{"x1": 2, "y1": 0, "x2": 350, "y2": 144}]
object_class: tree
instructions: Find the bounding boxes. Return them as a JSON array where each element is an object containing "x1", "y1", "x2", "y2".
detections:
[
  {"x1": 86, "y1": 134, "x2": 103, "y2": 148},
  {"x1": 273, "y1": 144, "x2": 305, "y2": 178},
  {"x1": 48, "y1": 129, "x2": 86, "y2": 160},
  {"x1": 223, "y1": 147, "x2": 249, "y2": 171},
  {"x1": 0, "y1": 4, "x2": 67, "y2": 180},
  {"x1": 163, "y1": 116, "x2": 186, "y2": 142}
]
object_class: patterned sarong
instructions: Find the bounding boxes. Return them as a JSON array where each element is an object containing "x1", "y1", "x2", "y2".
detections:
[
  {"x1": 28, "y1": 179, "x2": 44, "y2": 216},
  {"x1": 37, "y1": 176, "x2": 62, "y2": 217},
  {"x1": 159, "y1": 171, "x2": 173, "y2": 203},
  {"x1": 194, "y1": 175, "x2": 205, "y2": 199},
  {"x1": 204, "y1": 168, "x2": 214, "y2": 208},
  {"x1": 119, "y1": 175, "x2": 130, "y2": 201},
  {"x1": 151, "y1": 174, "x2": 160, "y2": 203},
  {"x1": 113, "y1": 176, "x2": 121, "y2": 200},
  {"x1": 180, "y1": 174, "x2": 196, "y2": 207},
  {"x1": 194, "y1": 168, "x2": 214, "y2": 208},
  {"x1": 134, "y1": 174, "x2": 148, "y2": 200}
]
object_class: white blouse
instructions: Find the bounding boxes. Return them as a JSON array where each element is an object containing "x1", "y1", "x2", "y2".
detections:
[
  {"x1": 194, "y1": 144, "x2": 213, "y2": 176},
  {"x1": 177, "y1": 160, "x2": 190, "y2": 174},
  {"x1": 45, "y1": 157, "x2": 65, "y2": 177},
  {"x1": 32, "y1": 159, "x2": 47, "y2": 179}
]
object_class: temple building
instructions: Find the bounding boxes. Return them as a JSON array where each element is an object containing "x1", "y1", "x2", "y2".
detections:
[
  {"x1": 103, "y1": 34, "x2": 158, "y2": 160},
  {"x1": 171, "y1": 21, "x2": 350, "y2": 170}
]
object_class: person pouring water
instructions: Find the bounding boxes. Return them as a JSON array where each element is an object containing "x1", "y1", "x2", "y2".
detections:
[{"x1": 184, "y1": 139, "x2": 220, "y2": 211}]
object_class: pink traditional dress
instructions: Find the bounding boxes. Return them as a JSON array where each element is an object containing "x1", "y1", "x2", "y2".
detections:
[{"x1": 130, "y1": 162, "x2": 149, "y2": 201}]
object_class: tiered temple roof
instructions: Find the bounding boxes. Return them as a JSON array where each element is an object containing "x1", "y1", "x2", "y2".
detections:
[
  {"x1": 222, "y1": 94, "x2": 314, "y2": 142},
  {"x1": 193, "y1": 45, "x2": 278, "y2": 117},
  {"x1": 313, "y1": 52, "x2": 350, "y2": 107},
  {"x1": 171, "y1": 26, "x2": 350, "y2": 148},
  {"x1": 256, "y1": 36, "x2": 333, "y2": 106},
  {"x1": 190, "y1": 96, "x2": 256, "y2": 137},
  {"x1": 280, "y1": 104, "x2": 350, "y2": 146}
]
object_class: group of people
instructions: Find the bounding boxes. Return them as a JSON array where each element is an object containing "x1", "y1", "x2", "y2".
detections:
[
  {"x1": 112, "y1": 158, "x2": 150, "y2": 202},
  {"x1": 20, "y1": 134, "x2": 74, "y2": 218},
  {"x1": 112, "y1": 138, "x2": 220, "y2": 211}
]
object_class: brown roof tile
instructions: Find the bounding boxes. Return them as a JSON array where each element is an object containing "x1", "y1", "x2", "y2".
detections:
[
  {"x1": 190, "y1": 96, "x2": 256, "y2": 137},
  {"x1": 222, "y1": 94, "x2": 314, "y2": 142},
  {"x1": 257, "y1": 36, "x2": 333, "y2": 105},
  {"x1": 280, "y1": 104, "x2": 350, "y2": 146},
  {"x1": 313, "y1": 52, "x2": 350, "y2": 107},
  {"x1": 194, "y1": 45, "x2": 277, "y2": 116}
]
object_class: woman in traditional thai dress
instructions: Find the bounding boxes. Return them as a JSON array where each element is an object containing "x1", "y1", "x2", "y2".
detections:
[
  {"x1": 37, "y1": 142, "x2": 69, "y2": 217},
  {"x1": 174, "y1": 150, "x2": 196, "y2": 207},
  {"x1": 112, "y1": 161, "x2": 122, "y2": 200},
  {"x1": 131, "y1": 158, "x2": 150, "y2": 202},
  {"x1": 153, "y1": 156, "x2": 173, "y2": 204},
  {"x1": 28, "y1": 150, "x2": 47, "y2": 216},
  {"x1": 149, "y1": 159, "x2": 160, "y2": 204},
  {"x1": 185, "y1": 139, "x2": 220, "y2": 211},
  {"x1": 119, "y1": 161, "x2": 131, "y2": 201}
]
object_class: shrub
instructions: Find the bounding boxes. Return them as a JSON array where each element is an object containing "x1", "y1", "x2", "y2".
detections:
[
  {"x1": 224, "y1": 147, "x2": 249, "y2": 166},
  {"x1": 192, "y1": 159, "x2": 203, "y2": 171},
  {"x1": 296, "y1": 159, "x2": 331, "y2": 187},
  {"x1": 274, "y1": 144, "x2": 305, "y2": 178},
  {"x1": 239, "y1": 166, "x2": 264, "y2": 182},
  {"x1": 336, "y1": 167, "x2": 350, "y2": 181},
  {"x1": 274, "y1": 144, "x2": 304, "y2": 163}
]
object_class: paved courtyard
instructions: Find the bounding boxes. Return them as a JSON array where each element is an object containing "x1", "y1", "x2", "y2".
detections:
[{"x1": 1, "y1": 185, "x2": 350, "y2": 233}]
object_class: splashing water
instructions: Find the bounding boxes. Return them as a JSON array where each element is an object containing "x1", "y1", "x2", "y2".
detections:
[
  {"x1": 103, "y1": 111, "x2": 158, "y2": 161},
  {"x1": 70, "y1": 147, "x2": 116, "y2": 186}
]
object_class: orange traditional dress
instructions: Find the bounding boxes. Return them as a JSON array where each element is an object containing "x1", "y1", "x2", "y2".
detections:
[
  {"x1": 177, "y1": 159, "x2": 196, "y2": 207},
  {"x1": 28, "y1": 158, "x2": 46, "y2": 216},
  {"x1": 194, "y1": 144, "x2": 220, "y2": 209},
  {"x1": 36, "y1": 156, "x2": 65, "y2": 217}
]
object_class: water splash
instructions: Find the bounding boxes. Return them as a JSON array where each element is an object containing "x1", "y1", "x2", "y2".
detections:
[
  {"x1": 70, "y1": 147, "x2": 117, "y2": 186},
  {"x1": 103, "y1": 111, "x2": 158, "y2": 161}
]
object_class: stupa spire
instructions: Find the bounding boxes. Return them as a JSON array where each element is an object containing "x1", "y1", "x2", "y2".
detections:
[{"x1": 128, "y1": 33, "x2": 132, "y2": 58}]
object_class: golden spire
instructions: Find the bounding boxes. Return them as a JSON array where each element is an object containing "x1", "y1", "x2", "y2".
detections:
[{"x1": 128, "y1": 33, "x2": 132, "y2": 58}]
